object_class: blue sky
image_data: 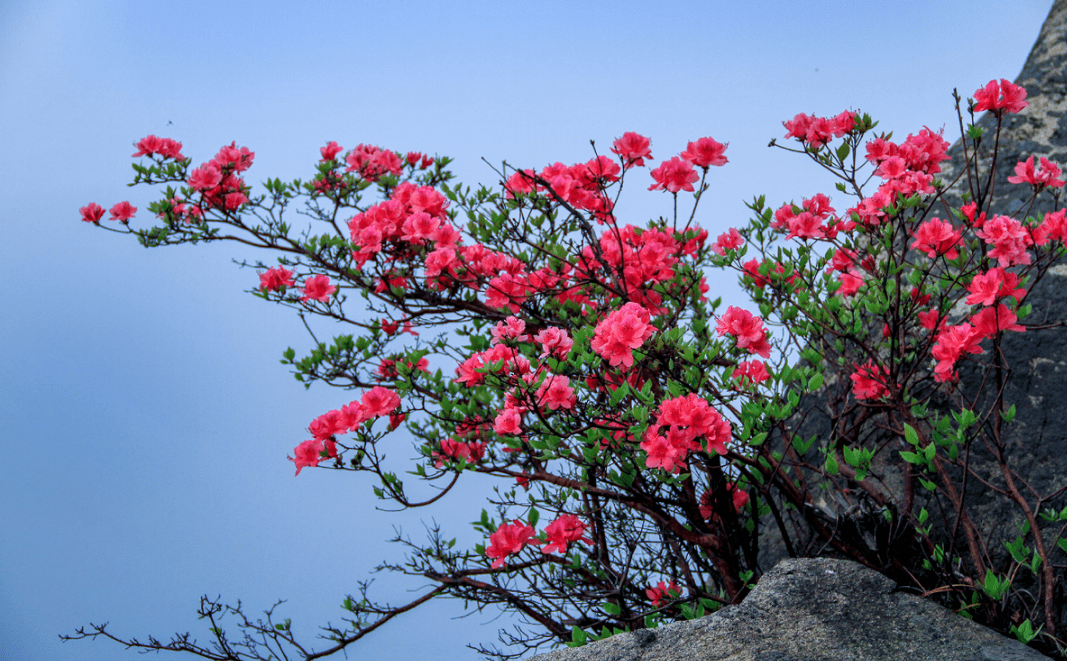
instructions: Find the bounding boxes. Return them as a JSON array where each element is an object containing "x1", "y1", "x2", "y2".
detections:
[{"x1": 0, "y1": 1, "x2": 1054, "y2": 660}]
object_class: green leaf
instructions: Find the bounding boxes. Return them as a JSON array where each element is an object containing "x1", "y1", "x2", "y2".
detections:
[
  {"x1": 899, "y1": 451, "x2": 921, "y2": 464},
  {"x1": 836, "y1": 142, "x2": 850, "y2": 161},
  {"x1": 567, "y1": 627, "x2": 588, "y2": 648},
  {"x1": 528, "y1": 508, "x2": 540, "y2": 528},
  {"x1": 602, "y1": 602, "x2": 622, "y2": 616},
  {"x1": 808, "y1": 373, "x2": 824, "y2": 391},
  {"x1": 1001, "y1": 404, "x2": 1016, "y2": 423},
  {"x1": 903, "y1": 424, "x2": 919, "y2": 446},
  {"x1": 1011, "y1": 619, "x2": 1040, "y2": 644},
  {"x1": 825, "y1": 453, "x2": 839, "y2": 476}
]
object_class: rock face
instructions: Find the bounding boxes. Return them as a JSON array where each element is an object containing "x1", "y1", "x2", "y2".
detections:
[
  {"x1": 525, "y1": 558, "x2": 1050, "y2": 661},
  {"x1": 756, "y1": 0, "x2": 1067, "y2": 578},
  {"x1": 936, "y1": 0, "x2": 1067, "y2": 573}
]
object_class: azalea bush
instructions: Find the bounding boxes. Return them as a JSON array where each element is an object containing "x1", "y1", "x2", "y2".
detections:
[{"x1": 67, "y1": 77, "x2": 1067, "y2": 658}]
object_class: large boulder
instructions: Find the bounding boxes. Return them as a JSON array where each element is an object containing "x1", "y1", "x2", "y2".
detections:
[{"x1": 525, "y1": 558, "x2": 1049, "y2": 661}]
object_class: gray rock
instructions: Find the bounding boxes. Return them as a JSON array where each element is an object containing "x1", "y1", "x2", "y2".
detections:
[{"x1": 525, "y1": 558, "x2": 1050, "y2": 661}]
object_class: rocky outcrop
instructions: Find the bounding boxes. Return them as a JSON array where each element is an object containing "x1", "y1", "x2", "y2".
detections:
[{"x1": 525, "y1": 558, "x2": 1050, "y2": 661}]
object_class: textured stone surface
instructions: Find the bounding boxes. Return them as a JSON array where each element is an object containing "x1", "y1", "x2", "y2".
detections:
[{"x1": 525, "y1": 558, "x2": 1050, "y2": 661}]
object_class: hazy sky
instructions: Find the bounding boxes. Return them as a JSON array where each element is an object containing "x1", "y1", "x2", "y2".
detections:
[{"x1": 0, "y1": 1, "x2": 1054, "y2": 660}]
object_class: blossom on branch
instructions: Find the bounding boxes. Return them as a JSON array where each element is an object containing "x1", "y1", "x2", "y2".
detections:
[
  {"x1": 301, "y1": 275, "x2": 337, "y2": 302},
  {"x1": 973, "y1": 78, "x2": 1028, "y2": 116},
  {"x1": 648, "y1": 157, "x2": 698, "y2": 193},
  {"x1": 541, "y1": 515, "x2": 592, "y2": 554},
  {"x1": 485, "y1": 520, "x2": 539, "y2": 569}
]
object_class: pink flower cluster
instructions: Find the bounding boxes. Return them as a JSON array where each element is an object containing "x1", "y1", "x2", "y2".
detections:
[
  {"x1": 504, "y1": 154, "x2": 620, "y2": 220},
  {"x1": 710, "y1": 228, "x2": 744, "y2": 256},
  {"x1": 773, "y1": 193, "x2": 841, "y2": 242},
  {"x1": 850, "y1": 359, "x2": 891, "y2": 400},
  {"x1": 1007, "y1": 155, "x2": 1065, "y2": 190},
  {"x1": 290, "y1": 386, "x2": 402, "y2": 475},
  {"x1": 822, "y1": 247, "x2": 873, "y2": 298},
  {"x1": 591, "y1": 302, "x2": 659, "y2": 368},
  {"x1": 485, "y1": 520, "x2": 538, "y2": 568},
  {"x1": 448, "y1": 318, "x2": 582, "y2": 448},
  {"x1": 300, "y1": 274, "x2": 337, "y2": 302},
  {"x1": 345, "y1": 144, "x2": 404, "y2": 182},
  {"x1": 80, "y1": 201, "x2": 138, "y2": 224},
  {"x1": 348, "y1": 182, "x2": 455, "y2": 269},
  {"x1": 731, "y1": 360, "x2": 771, "y2": 388},
  {"x1": 973, "y1": 78, "x2": 1028, "y2": 117},
  {"x1": 258, "y1": 266, "x2": 296, "y2": 292},
  {"x1": 485, "y1": 514, "x2": 591, "y2": 568},
  {"x1": 132, "y1": 135, "x2": 185, "y2": 160},
  {"x1": 857, "y1": 128, "x2": 949, "y2": 210},
  {"x1": 929, "y1": 264, "x2": 1031, "y2": 382},
  {"x1": 611, "y1": 132, "x2": 653, "y2": 168},
  {"x1": 640, "y1": 394, "x2": 732, "y2": 473},
  {"x1": 716, "y1": 307, "x2": 771, "y2": 358},
  {"x1": 910, "y1": 218, "x2": 964, "y2": 260},
  {"x1": 185, "y1": 142, "x2": 255, "y2": 212},
  {"x1": 576, "y1": 224, "x2": 705, "y2": 313},
  {"x1": 783, "y1": 110, "x2": 857, "y2": 147}
]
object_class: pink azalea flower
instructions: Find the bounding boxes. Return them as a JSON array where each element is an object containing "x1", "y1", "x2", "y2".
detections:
[
  {"x1": 80, "y1": 202, "x2": 105, "y2": 224},
  {"x1": 731, "y1": 360, "x2": 771, "y2": 388},
  {"x1": 710, "y1": 228, "x2": 744, "y2": 256},
  {"x1": 910, "y1": 218, "x2": 964, "y2": 260},
  {"x1": 491, "y1": 316, "x2": 529, "y2": 344},
  {"x1": 591, "y1": 302, "x2": 658, "y2": 368},
  {"x1": 1007, "y1": 156, "x2": 1065, "y2": 189},
  {"x1": 640, "y1": 428, "x2": 688, "y2": 473},
  {"x1": 1038, "y1": 209, "x2": 1067, "y2": 245},
  {"x1": 309, "y1": 409, "x2": 348, "y2": 441},
  {"x1": 534, "y1": 327, "x2": 573, "y2": 361},
  {"x1": 108, "y1": 201, "x2": 137, "y2": 223},
  {"x1": 213, "y1": 142, "x2": 255, "y2": 173},
  {"x1": 646, "y1": 580, "x2": 681, "y2": 607},
  {"x1": 973, "y1": 78, "x2": 1028, "y2": 116},
  {"x1": 611, "y1": 132, "x2": 653, "y2": 168},
  {"x1": 850, "y1": 360, "x2": 890, "y2": 400},
  {"x1": 290, "y1": 438, "x2": 337, "y2": 476},
  {"x1": 965, "y1": 267, "x2": 1025, "y2": 307},
  {"x1": 716, "y1": 307, "x2": 772, "y2": 358},
  {"x1": 258, "y1": 266, "x2": 296, "y2": 292},
  {"x1": 541, "y1": 514, "x2": 593, "y2": 555},
  {"x1": 359, "y1": 386, "x2": 401, "y2": 419},
  {"x1": 680, "y1": 136, "x2": 729, "y2": 168},
  {"x1": 485, "y1": 520, "x2": 539, "y2": 569},
  {"x1": 493, "y1": 408, "x2": 523, "y2": 435},
  {"x1": 187, "y1": 163, "x2": 223, "y2": 191},
  {"x1": 301, "y1": 274, "x2": 337, "y2": 302},
  {"x1": 648, "y1": 156, "x2": 699, "y2": 193},
  {"x1": 975, "y1": 215, "x2": 1033, "y2": 268},
  {"x1": 320, "y1": 141, "x2": 343, "y2": 162},
  {"x1": 970, "y1": 304, "x2": 1025, "y2": 338},
  {"x1": 931, "y1": 323, "x2": 984, "y2": 382},
  {"x1": 132, "y1": 135, "x2": 185, "y2": 160},
  {"x1": 535, "y1": 375, "x2": 576, "y2": 411}
]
